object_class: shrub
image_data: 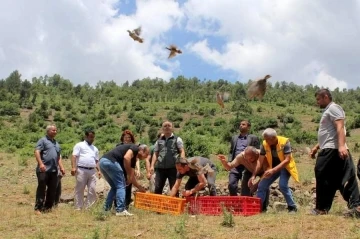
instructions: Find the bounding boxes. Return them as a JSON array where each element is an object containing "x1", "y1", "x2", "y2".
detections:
[{"x1": 214, "y1": 118, "x2": 227, "y2": 126}]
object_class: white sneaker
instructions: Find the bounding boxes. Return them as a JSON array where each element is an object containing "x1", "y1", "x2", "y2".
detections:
[{"x1": 116, "y1": 210, "x2": 134, "y2": 217}]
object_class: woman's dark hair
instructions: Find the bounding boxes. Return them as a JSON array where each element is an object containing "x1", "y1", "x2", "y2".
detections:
[{"x1": 120, "y1": 129, "x2": 136, "y2": 143}]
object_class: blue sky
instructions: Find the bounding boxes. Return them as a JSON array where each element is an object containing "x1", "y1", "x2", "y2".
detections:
[
  {"x1": 114, "y1": 0, "x2": 238, "y2": 82},
  {"x1": 1, "y1": 0, "x2": 359, "y2": 89}
]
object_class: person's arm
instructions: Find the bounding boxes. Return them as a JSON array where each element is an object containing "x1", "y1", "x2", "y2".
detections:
[
  {"x1": 124, "y1": 149, "x2": 135, "y2": 184},
  {"x1": 217, "y1": 154, "x2": 241, "y2": 171},
  {"x1": 34, "y1": 139, "x2": 46, "y2": 172},
  {"x1": 310, "y1": 143, "x2": 320, "y2": 159},
  {"x1": 169, "y1": 179, "x2": 182, "y2": 197},
  {"x1": 150, "y1": 151, "x2": 158, "y2": 174},
  {"x1": 95, "y1": 148, "x2": 101, "y2": 178},
  {"x1": 335, "y1": 119, "x2": 348, "y2": 159},
  {"x1": 35, "y1": 150, "x2": 46, "y2": 172},
  {"x1": 58, "y1": 155, "x2": 65, "y2": 175},
  {"x1": 183, "y1": 174, "x2": 207, "y2": 196},
  {"x1": 176, "y1": 137, "x2": 186, "y2": 158},
  {"x1": 131, "y1": 175, "x2": 146, "y2": 192},
  {"x1": 263, "y1": 141, "x2": 292, "y2": 178},
  {"x1": 135, "y1": 159, "x2": 141, "y2": 178},
  {"x1": 71, "y1": 143, "x2": 80, "y2": 176},
  {"x1": 253, "y1": 155, "x2": 265, "y2": 177},
  {"x1": 145, "y1": 153, "x2": 151, "y2": 179},
  {"x1": 71, "y1": 155, "x2": 78, "y2": 176},
  {"x1": 228, "y1": 137, "x2": 234, "y2": 162},
  {"x1": 252, "y1": 144, "x2": 265, "y2": 177},
  {"x1": 150, "y1": 141, "x2": 159, "y2": 174},
  {"x1": 329, "y1": 104, "x2": 348, "y2": 159}
]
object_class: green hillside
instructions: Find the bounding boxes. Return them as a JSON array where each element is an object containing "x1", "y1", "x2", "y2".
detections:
[{"x1": 1, "y1": 70, "x2": 360, "y2": 159}]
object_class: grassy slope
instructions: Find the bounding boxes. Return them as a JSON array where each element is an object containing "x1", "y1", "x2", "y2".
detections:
[{"x1": 1, "y1": 99, "x2": 360, "y2": 239}]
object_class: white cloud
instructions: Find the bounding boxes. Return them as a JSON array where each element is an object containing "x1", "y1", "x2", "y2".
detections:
[
  {"x1": 183, "y1": 0, "x2": 358, "y2": 89},
  {"x1": 0, "y1": 0, "x2": 183, "y2": 85}
]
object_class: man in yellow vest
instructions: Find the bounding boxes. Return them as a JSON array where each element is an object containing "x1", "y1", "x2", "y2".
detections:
[{"x1": 251, "y1": 128, "x2": 299, "y2": 212}]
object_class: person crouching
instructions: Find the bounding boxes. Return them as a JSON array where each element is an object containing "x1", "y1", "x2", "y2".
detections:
[{"x1": 170, "y1": 157, "x2": 217, "y2": 197}]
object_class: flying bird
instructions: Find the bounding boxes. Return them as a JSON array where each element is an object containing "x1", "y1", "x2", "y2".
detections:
[
  {"x1": 247, "y1": 74, "x2": 272, "y2": 100},
  {"x1": 166, "y1": 44, "x2": 182, "y2": 59},
  {"x1": 127, "y1": 26, "x2": 144, "y2": 43},
  {"x1": 216, "y1": 92, "x2": 225, "y2": 108}
]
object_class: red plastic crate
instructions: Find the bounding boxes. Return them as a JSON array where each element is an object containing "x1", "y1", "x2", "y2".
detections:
[{"x1": 185, "y1": 196, "x2": 261, "y2": 216}]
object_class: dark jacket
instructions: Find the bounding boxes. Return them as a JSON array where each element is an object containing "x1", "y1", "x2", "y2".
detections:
[{"x1": 228, "y1": 134, "x2": 260, "y2": 162}]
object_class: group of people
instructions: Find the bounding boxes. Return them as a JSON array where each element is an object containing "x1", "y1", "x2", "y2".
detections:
[{"x1": 33, "y1": 88, "x2": 360, "y2": 218}]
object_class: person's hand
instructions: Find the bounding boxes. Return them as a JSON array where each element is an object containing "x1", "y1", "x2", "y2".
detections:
[
  {"x1": 150, "y1": 167, "x2": 154, "y2": 175},
  {"x1": 71, "y1": 168, "x2": 76, "y2": 176},
  {"x1": 250, "y1": 181, "x2": 259, "y2": 193},
  {"x1": 263, "y1": 169, "x2": 275, "y2": 179},
  {"x1": 135, "y1": 169, "x2": 141, "y2": 179},
  {"x1": 217, "y1": 154, "x2": 227, "y2": 163},
  {"x1": 60, "y1": 167, "x2": 65, "y2": 176},
  {"x1": 138, "y1": 186, "x2": 146, "y2": 193},
  {"x1": 248, "y1": 176, "x2": 255, "y2": 188},
  {"x1": 338, "y1": 145, "x2": 349, "y2": 160},
  {"x1": 39, "y1": 164, "x2": 46, "y2": 172},
  {"x1": 310, "y1": 147, "x2": 318, "y2": 159},
  {"x1": 126, "y1": 176, "x2": 132, "y2": 186},
  {"x1": 182, "y1": 190, "x2": 192, "y2": 197},
  {"x1": 146, "y1": 172, "x2": 151, "y2": 180}
]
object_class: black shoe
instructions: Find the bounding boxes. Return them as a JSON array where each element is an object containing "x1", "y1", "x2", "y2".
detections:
[
  {"x1": 288, "y1": 206, "x2": 297, "y2": 213},
  {"x1": 343, "y1": 207, "x2": 360, "y2": 218}
]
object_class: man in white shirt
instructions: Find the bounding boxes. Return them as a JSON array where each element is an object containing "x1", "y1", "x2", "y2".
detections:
[{"x1": 71, "y1": 129, "x2": 100, "y2": 210}]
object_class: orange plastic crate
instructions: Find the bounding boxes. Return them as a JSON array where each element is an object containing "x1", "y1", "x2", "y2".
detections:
[
  {"x1": 185, "y1": 196, "x2": 261, "y2": 216},
  {"x1": 134, "y1": 192, "x2": 186, "y2": 215}
]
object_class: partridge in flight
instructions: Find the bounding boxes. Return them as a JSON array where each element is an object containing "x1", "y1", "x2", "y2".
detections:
[
  {"x1": 216, "y1": 92, "x2": 225, "y2": 108},
  {"x1": 127, "y1": 26, "x2": 144, "y2": 43},
  {"x1": 247, "y1": 74, "x2": 272, "y2": 100},
  {"x1": 166, "y1": 44, "x2": 182, "y2": 59}
]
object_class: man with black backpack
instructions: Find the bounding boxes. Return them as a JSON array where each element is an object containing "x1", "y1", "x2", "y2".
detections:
[{"x1": 150, "y1": 121, "x2": 186, "y2": 195}]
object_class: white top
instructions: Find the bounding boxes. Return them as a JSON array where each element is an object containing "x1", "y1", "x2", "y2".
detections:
[{"x1": 72, "y1": 141, "x2": 99, "y2": 168}]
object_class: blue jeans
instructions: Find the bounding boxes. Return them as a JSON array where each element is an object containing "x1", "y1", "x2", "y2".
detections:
[
  {"x1": 99, "y1": 158, "x2": 126, "y2": 213},
  {"x1": 257, "y1": 168, "x2": 296, "y2": 211}
]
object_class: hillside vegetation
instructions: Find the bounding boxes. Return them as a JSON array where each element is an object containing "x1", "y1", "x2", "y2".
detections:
[
  {"x1": 2, "y1": 70, "x2": 360, "y2": 239},
  {"x1": 1, "y1": 70, "x2": 360, "y2": 160}
]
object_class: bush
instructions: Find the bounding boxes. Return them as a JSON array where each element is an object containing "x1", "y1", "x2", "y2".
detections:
[
  {"x1": 214, "y1": 118, "x2": 227, "y2": 126},
  {"x1": 167, "y1": 111, "x2": 183, "y2": 122},
  {"x1": 311, "y1": 114, "x2": 321, "y2": 123},
  {"x1": 276, "y1": 101, "x2": 287, "y2": 107},
  {"x1": 231, "y1": 101, "x2": 253, "y2": 114},
  {"x1": 185, "y1": 118, "x2": 202, "y2": 127},
  {"x1": 0, "y1": 102, "x2": 20, "y2": 116},
  {"x1": 178, "y1": 131, "x2": 211, "y2": 158}
]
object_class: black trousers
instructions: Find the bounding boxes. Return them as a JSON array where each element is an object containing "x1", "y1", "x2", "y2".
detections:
[
  {"x1": 54, "y1": 175, "x2": 62, "y2": 205},
  {"x1": 315, "y1": 148, "x2": 360, "y2": 211},
  {"x1": 125, "y1": 184, "x2": 132, "y2": 208},
  {"x1": 357, "y1": 158, "x2": 360, "y2": 181},
  {"x1": 34, "y1": 171, "x2": 59, "y2": 211},
  {"x1": 228, "y1": 165, "x2": 244, "y2": 196},
  {"x1": 185, "y1": 174, "x2": 217, "y2": 196},
  {"x1": 154, "y1": 168, "x2": 177, "y2": 194}
]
